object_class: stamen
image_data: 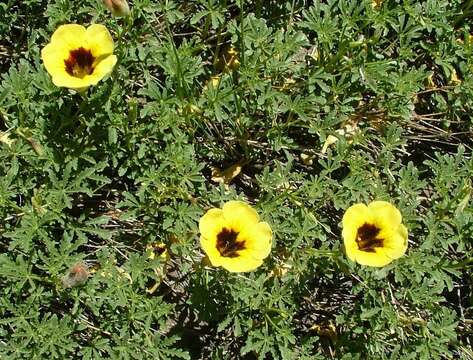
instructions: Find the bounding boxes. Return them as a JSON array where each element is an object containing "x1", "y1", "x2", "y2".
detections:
[
  {"x1": 356, "y1": 223, "x2": 383, "y2": 252},
  {"x1": 64, "y1": 47, "x2": 95, "y2": 78},
  {"x1": 216, "y1": 228, "x2": 245, "y2": 257}
]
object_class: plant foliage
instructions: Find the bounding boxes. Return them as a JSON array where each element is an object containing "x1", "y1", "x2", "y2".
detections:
[{"x1": 0, "y1": 0, "x2": 472, "y2": 358}]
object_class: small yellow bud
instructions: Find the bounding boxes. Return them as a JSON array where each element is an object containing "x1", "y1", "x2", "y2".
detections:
[
  {"x1": 203, "y1": 75, "x2": 221, "y2": 91},
  {"x1": 103, "y1": 0, "x2": 130, "y2": 17},
  {"x1": 425, "y1": 73, "x2": 435, "y2": 89},
  {"x1": 372, "y1": 0, "x2": 383, "y2": 8},
  {"x1": 449, "y1": 69, "x2": 462, "y2": 85}
]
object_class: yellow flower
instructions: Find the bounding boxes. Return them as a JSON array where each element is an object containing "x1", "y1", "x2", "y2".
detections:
[
  {"x1": 146, "y1": 242, "x2": 169, "y2": 261},
  {"x1": 223, "y1": 46, "x2": 240, "y2": 71},
  {"x1": 342, "y1": 201, "x2": 408, "y2": 267},
  {"x1": 41, "y1": 24, "x2": 117, "y2": 91},
  {"x1": 145, "y1": 242, "x2": 168, "y2": 294},
  {"x1": 199, "y1": 201, "x2": 272, "y2": 272}
]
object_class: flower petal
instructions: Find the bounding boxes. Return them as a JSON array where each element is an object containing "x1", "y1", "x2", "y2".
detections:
[
  {"x1": 198, "y1": 201, "x2": 270, "y2": 272},
  {"x1": 86, "y1": 24, "x2": 115, "y2": 58},
  {"x1": 200, "y1": 236, "x2": 223, "y2": 266},
  {"x1": 219, "y1": 256, "x2": 263, "y2": 273},
  {"x1": 343, "y1": 236, "x2": 359, "y2": 263},
  {"x1": 342, "y1": 203, "x2": 371, "y2": 249},
  {"x1": 88, "y1": 55, "x2": 117, "y2": 83},
  {"x1": 199, "y1": 208, "x2": 225, "y2": 240},
  {"x1": 342, "y1": 203, "x2": 371, "y2": 230},
  {"x1": 42, "y1": 24, "x2": 117, "y2": 90},
  {"x1": 41, "y1": 43, "x2": 69, "y2": 78},
  {"x1": 50, "y1": 24, "x2": 87, "y2": 50},
  {"x1": 222, "y1": 201, "x2": 260, "y2": 232},
  {"x1": 239, "y1": 221, "x2": 272, "y2": 259},
  {"x1": 383, "y1": 224, "x2": 408, "y2": 260},
  {"x1": 49, "y1": 72, "x2": 94, "y2": 90},
  {"x1": 369, "y1": 201, "x2": 402, "y2": 229},
  {"x1": 352, "y1": 248, "x2": 393, "y2": 267}
]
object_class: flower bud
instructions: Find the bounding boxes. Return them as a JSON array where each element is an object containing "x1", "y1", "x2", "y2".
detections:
[
  {"x1": 62, "y1": 262, "x2": 89, "y2": 288},
  {"x1": 103, "y1": 0, "x2": 130, "y2": 17}
]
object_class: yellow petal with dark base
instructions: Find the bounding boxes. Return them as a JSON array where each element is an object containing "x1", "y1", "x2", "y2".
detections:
[
  {"x1": 199, "y1": 208, "x2": 225, "y2": 239},
  {"x1": 239, "y1": 222, "x2": 272, "y2": 259},
  {"x1": 369, "y1": 201, "x2": 402, "y2": 229},
  {"x1": 352, "y1": 248, "x2": 393, "y2": 267},
  {"x1": 342, "y1": 203, "x2": 372, "y2": 241},
  {"x1": 86, "y1": 24, "x2": 115, "y2": 58},
  {"x1": 50, "y1": 24, "x2": 87, "y2": 50},
  {"x1": 222, "y1": 201, "x2": 260, "y2": 231}
]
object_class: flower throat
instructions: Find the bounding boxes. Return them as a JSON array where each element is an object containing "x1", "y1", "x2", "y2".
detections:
[
  {"x1": 216, "y1": 228, "x2": 246, "y2": 257},
  {"x1": 356, "y1": 223, "x2": 384, "y2": 252},
  {"x1": 64, "y1": 47, "x2": 95, "y2": 78}
]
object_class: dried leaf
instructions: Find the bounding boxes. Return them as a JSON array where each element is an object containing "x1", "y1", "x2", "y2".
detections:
[
  {"x1": 321, "y1": 135, "x2": 339, "y2": 154},
  {"x1": 449, "y1": 69, "x2": 461, "y2": 85},
  {"x1": 211, "y1": 162, "x2": 243, "y2": 185},
  {"x1": 270, "y1": 263, "x2": 292, "y2": 277},
  {"x1": 300, "y1": 152, "x2": 315, "y2": 166},
  {"x1": 0, "y1": 131, "x2": 14, "y2": 147},
  {"x1": 321, "y1": 123, "x2": 359, "y2": 154},
  {"x1": 309, "y1": 46, "x2": 319, "y2": 61},
  {"x1": 372, "y1": 0, "x2": 383, "y2": 8},
  {"x1": 146, "y1": 281, "x2": 160, "y2": 294},
  {"x1": 455, "y1": 182, "x2": 471, "y2": 216},
  {"x1": 223, "y1": 46, "x2": 240, "y2": 71},
  {"x1": 116, "y1": 266, "x2": 133, "y2": 283},
  {"x1": 425, "y1": 73, "x2": 436, "y2": 89},
  {"x1": 216, "y1": 46, "x2": 240, "y2": 72},
  {"x1": 27, "y1": 137, "x2": 44, "y2": 156}
]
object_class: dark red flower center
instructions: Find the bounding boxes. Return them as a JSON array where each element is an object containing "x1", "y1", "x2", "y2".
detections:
[
  {"x1": 216, "y1": 228, "x2": 245, "y2": 257},
  {"x1": 64, "y1": 47, "x2": 95, "y2": 78},
  {"x1": 356, "y1": 223, "x2": 384, "y2": 252},
  {"x1": 154, "y1": 246, "x2": 166, "y2": 257}
]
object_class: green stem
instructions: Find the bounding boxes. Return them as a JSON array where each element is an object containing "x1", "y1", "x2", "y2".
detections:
[
  {"x1": 52, "y1": 95, "x2": 88, "y2": 137},
  {"x1": 448, "y1": 258, "x2": 473, "y2": 269},
  {"x1": 114, "y1": 14, "x2": 133, "y2": 69},
  {"x1": 117, "y1": 13, "x2": 132, "y2": 49},
  {"x1": 288, "y1": 0, "x2": 296, "y2": 28},
  {"x1": 306, "y1": 248, "x2": 341, "y2": 258},
  {"x1": 255, "y1": 0, "x2": 261, "y2": 18},
  {"x1": 154, "y1": 1, "x2": 186, "y2": 98},
  {"x1": 239, "y1": 0, "x2": 245, "y2": 67},
  {"x1": 212, "y1": 26, "x2": 223, "y2": 69}
]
